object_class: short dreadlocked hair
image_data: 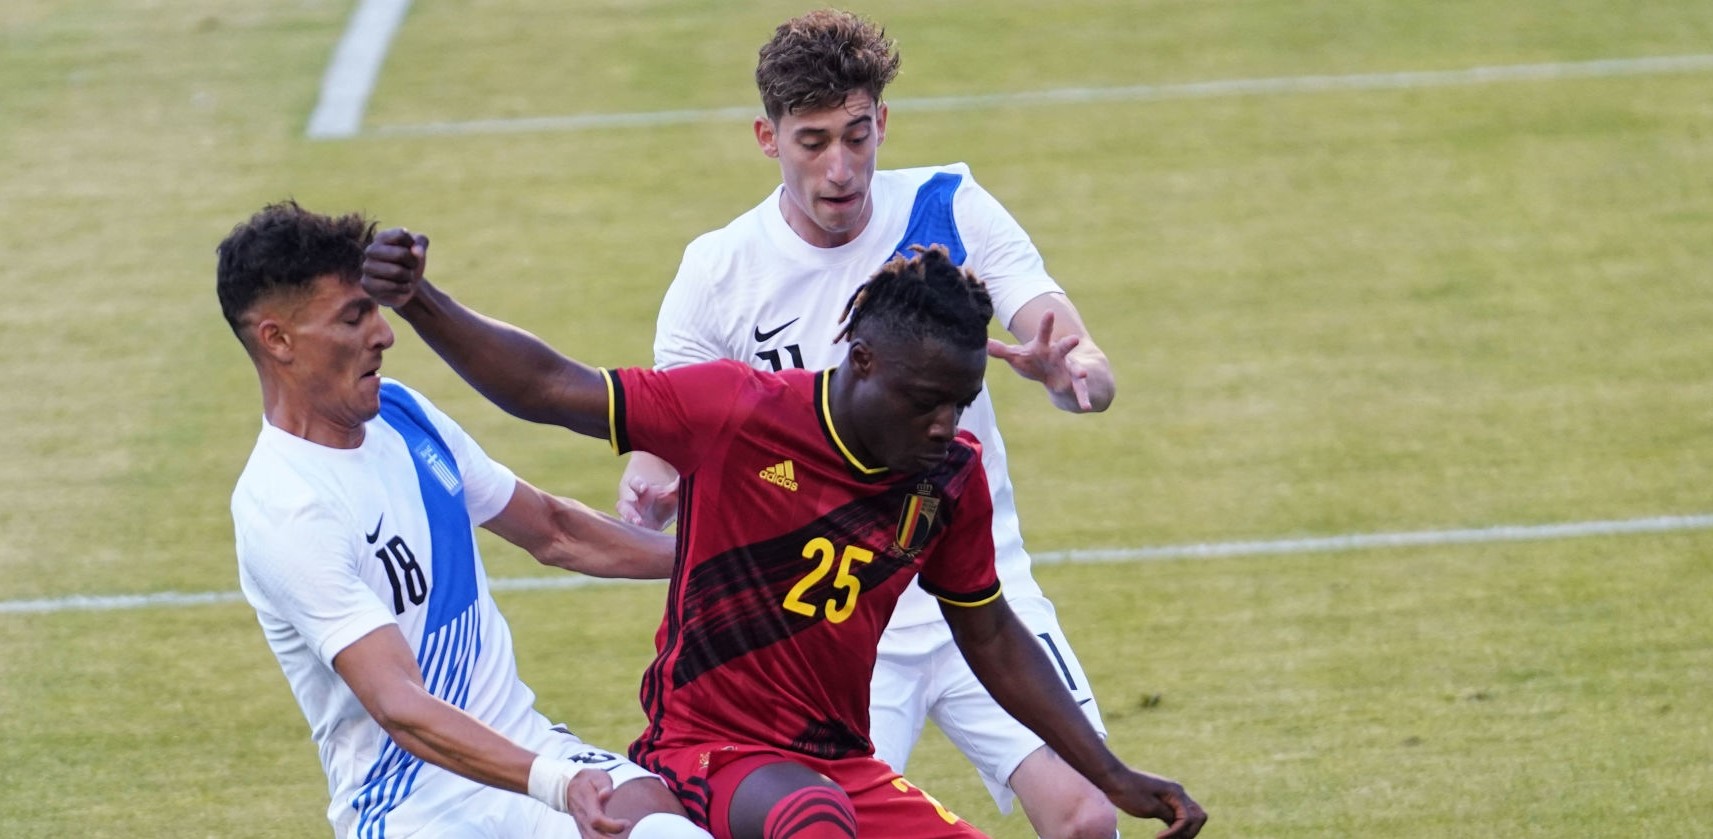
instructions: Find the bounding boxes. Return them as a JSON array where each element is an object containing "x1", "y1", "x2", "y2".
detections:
[
  {"x1": 216, "y1": 200, "x2": 375, "y2": 347},
  {"x1": 837, "y1": 245, "x2": 994, "y2": 352},
  {"x1": 756, "y1": 9, "x2": 901, "y2": 122}
]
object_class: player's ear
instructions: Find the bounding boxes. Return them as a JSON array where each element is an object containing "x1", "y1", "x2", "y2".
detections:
[
  {"x1": 875, "y1": 101, "x2": 888, "y2": 146},
  {"x1": 847, "y1": 339, "x2": 876, "y2": 378},
  {"x1": 755, "y1": 116, "x2": 780, "y2": 159},
  {"x1": 254, "y1": 316, "x2": 294, "y2": 363}
]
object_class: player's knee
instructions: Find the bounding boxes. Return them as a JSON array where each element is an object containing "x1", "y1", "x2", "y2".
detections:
[
  {"x1": 608, "y1": 776, "x2": 696, "y2": 833},
  {"x1": 628, "y1": 811, "x2": 715, "y2": 839},
  {"x1": 761, "y1": 785, "x2": 857, "y2": 839},
  {"x1": 1038, "y1": 792, "x2": 1118, "y2": 839}
]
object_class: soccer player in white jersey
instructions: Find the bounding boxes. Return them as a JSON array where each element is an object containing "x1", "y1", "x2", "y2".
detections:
[
  {"x1": 218, "y1": 201, "x2": 712, "y2": 839},
  {"x1": 617, "y1": 10, "x2": 1130, "y2": 839}
]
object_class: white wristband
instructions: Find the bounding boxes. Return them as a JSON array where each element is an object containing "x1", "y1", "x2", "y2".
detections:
[{"x1": 528, "y1": 755, "x2": 578, "y2": 813}]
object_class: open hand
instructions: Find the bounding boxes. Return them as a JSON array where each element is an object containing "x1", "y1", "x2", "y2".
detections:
[{"x1": 986, "y1": 309, "x2": 1093, "y2": 412}]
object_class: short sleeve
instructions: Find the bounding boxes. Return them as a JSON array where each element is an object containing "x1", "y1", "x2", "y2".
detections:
[
  {"x1": 608, "y1": 360, "x2": 757, "y2": 476},
  {"x1": 236, "y1": 501, "x2": 396, "y2": 668},
  {"x1": 915, "y1": 439, "x2": 1002, "y2": 607},
  {"x1": 954, "y1": 173, "x2": 1065, "y2": 330},
  {"x1": 654, "y1": 236, "x2": 734, "y2": 370}
]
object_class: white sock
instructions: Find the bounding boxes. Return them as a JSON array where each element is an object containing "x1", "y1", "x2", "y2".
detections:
[{"x1": 628, "y1": 811, "x2": 714, "y2": 839}]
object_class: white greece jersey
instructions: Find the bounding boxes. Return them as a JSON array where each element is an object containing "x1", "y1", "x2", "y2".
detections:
[
  {"x1": 232, "y1": 381, "x2": 549, "y2": 839},
  {"x1": 654, "y1": 163, "x2": 1061, "y2": 633}
]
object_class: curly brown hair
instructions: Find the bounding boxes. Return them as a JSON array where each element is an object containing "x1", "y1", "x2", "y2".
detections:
[{"x1": 755, "y1": 9, "x2": 901, "y2": 121}]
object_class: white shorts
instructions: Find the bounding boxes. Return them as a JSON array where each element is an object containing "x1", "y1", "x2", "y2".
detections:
[
  {"x1": 407, "y1": 727, "x2": 661, "y2": 838},
  {"x1": 869, "y1": 596, "x2": 1106, "y2": 814}
]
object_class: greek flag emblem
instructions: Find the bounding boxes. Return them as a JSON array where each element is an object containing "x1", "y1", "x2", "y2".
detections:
[{"x1": 414, "y1": 439, "x2": 462, "y2": 495}]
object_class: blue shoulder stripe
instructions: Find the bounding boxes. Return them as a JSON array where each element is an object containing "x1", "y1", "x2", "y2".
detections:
[
  {"x1": 354, "y1": 384, "x2": 488, "y2": 836},
  {"x1": 889, "y1": 171, "x2": 967, "y2": 266},
  {"x1": 378, "y1": 383, "x2": 477, "y2": 632}
]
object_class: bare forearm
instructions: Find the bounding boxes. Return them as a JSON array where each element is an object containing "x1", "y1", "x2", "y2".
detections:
[
  {"x1": 377, "y1": 689, "x2": 536, "y2": 794},
  {"x1": 485, "y1": 482, "x2": 676, "y2": 579},
  {"x1": 953, "y1": 610, "x2": 1126, "y2": 789},
  {"x1": 540, "y1": 495, "x2": 676, "y2": 578},
  {"x1": 395, "y1": 279, "x2": 609, "y2": 437},
  {"x1": 947, "y1": 604, "x2": 1207, "y2": 833}
]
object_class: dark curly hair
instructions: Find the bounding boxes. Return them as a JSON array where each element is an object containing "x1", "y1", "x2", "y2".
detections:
[
  {"x1": 756, "y1": 9, "x2": 901, "y2": 121},
  {"x1": 837, "y1": 245, "x2": 994, "y2": 352},
  {"x1": 216, "y1": 200, "x2": 375, "y2": 346}
]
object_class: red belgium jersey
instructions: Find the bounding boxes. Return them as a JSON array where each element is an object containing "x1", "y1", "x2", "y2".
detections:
[{"x1": 605, "y1": 361, "x2": 999, "y2": 778}]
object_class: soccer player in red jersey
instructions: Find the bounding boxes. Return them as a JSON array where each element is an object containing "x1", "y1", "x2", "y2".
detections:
[{"x1": 362, "y1": 237, "x2": 1206, "y2": 839}]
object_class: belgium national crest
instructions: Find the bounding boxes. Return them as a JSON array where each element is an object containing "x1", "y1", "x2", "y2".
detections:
[{"x1": 895, "y1": 482, "x2": 941, "y2": 555}]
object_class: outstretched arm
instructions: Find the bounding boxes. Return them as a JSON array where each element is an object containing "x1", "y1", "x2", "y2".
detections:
[
  {"x1": 990, "y1": 292, "x2": 1116, "y2": 413},
  {"x1": 362, "y1": 229, "x2": 611, "y2": 438},
  {"x1": 483, "y1": 479, "x2": 676, "y2": 578},
  {"x1": 333, "y1": 626, "x2": 630, "y2": 837},
  {"x1": 943, "y1": 598, "x2": 1206, "y2": 838}
]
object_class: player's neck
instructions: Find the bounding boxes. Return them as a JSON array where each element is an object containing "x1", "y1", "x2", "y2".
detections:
[
  {"x1": 822, "y1": 368, "x2": 883, "y2": 472},
  {"x1": 262, "y1": 379, "x2": 367, "y2": 449},
  {"x1": 777, "y1": 192, "x2": 872, "y2": 249}
]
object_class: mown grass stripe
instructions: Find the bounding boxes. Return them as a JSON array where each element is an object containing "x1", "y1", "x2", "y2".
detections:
[
  {"x1": 8, "y1": 514, "x2": 1709, "y2": 615},
  {"x1": 349, "y1": 54, "x2": 1713, "y2": 139}
]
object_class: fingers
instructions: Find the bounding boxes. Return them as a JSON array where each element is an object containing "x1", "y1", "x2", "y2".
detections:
[
  {"x1": 616, "y1": 478, "x2": 648, "y2": 526},
  {"x1": 566, "y1": 769, "x2": 629, "y2": 837},
  {"x1": 615, "y1": 502, "x2": 645, "y2": 527},
  {"x1": 1152, "y1": 790, "x2": 1207, "y2": 839},
  {"x1": 361, "y1": 228, "x2": 430, "y2": 306},
  {"x1": 1034, "y1": 308, "x2": 1057, "y2": 341},
  {"x1": 1061, "y1": 348, "x2": 1092, "y2": 411},
  {"x1": 1051, "y1": 333, "x2": 1082, "y2": 356},
  {"x1": 371, "y1": 227, "x2": 415, "y2": 247},
  {"x1": 621, "y1": 476, "x2": 680, "y2": 531}
]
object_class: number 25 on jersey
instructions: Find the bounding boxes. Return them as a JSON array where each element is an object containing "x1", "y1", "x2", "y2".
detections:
[{"x1": 783, "y1": 537, "x2": 873, "y2": 623}]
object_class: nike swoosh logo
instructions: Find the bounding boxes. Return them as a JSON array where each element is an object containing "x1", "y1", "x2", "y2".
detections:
[
  {"x1": 1077, "y1": 698, "x2": 1094, "y2": 706},
  {"x1": 365, "y1": 514, "x2": 384, "y2": 544},
  {"x1": 753, "y1": 317, "x2": 800, "y2": 343}
]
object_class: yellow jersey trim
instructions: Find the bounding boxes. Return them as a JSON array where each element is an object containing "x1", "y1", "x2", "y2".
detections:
[{"x1": 819, "y1": 369, "x2": 886, "y2": 477}]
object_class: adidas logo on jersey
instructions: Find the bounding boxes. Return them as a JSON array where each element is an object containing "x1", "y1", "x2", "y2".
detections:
[{"x1": 759, "y1": 460, "x2": 799, "y2": 491}]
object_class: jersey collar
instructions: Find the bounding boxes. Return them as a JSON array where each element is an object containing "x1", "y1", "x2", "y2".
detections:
[{"x1": 815, "y1": 369, "x2": 890, "y2": 481}]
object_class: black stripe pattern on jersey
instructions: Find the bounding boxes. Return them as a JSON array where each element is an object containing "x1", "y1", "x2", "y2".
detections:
[{"x1": 666, "y1": 444, "x2": 978, "y2": 690}]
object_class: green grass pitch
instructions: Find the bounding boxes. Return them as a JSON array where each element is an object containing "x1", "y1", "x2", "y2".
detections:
[{"x1": 3, "y1": 1, "x2": 1711, "y2": 835}]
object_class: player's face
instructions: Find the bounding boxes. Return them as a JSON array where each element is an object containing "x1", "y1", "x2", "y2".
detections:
[
  {"x1": 849, "y1": 335, "x2": 986, "y2": 474},
  {"x1": 756, "y1": 91, "x2": 888, "y2": 248},
  {"x1": 285, "y1": 274, "x2": 395, "y2": 431}
]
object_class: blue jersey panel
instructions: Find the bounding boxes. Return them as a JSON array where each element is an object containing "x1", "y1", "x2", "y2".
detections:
[{"x1": 890, "y1": 171, "x2": 967, "y2": 266}]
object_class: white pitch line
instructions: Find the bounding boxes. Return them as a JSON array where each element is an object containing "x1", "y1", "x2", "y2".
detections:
[
  {"x1": 1036, "y1": 514, "x2": 1713, "y2": 564},
  {"x1": 360, "y1": 53, "x2": 1713, "y2": 139},
  {"x1": 306, "y1": 0, "x2": 414, "y2": 139},
  {"x1": 6, "y1": 514, "x2": 1711, "y2": 615}
]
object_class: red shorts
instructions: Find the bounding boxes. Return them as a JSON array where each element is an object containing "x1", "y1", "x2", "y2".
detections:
[{"x1": 640, "y1": 743, "x2": 986, "y2": 838}]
